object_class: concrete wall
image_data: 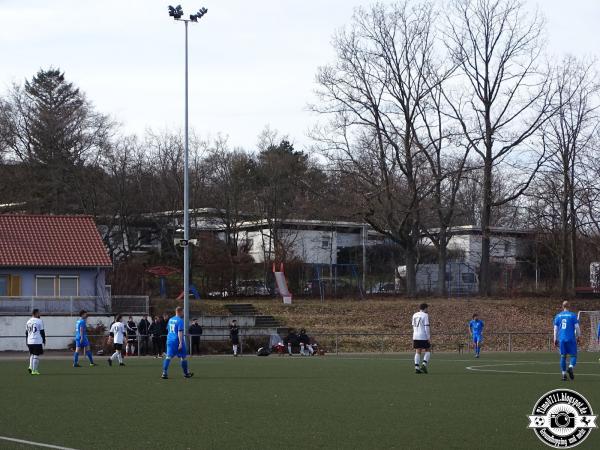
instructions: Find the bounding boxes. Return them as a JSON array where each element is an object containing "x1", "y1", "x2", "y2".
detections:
[
  {"x1": 0, "y1": 315, "x2": 273, "y2": 351},
  {"x1": 0, "y1": 315, "x2": 114, "y2": 351}
]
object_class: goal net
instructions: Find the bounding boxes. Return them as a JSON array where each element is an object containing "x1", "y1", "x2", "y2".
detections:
[{"x1": 577, "y1": 311, "x2": 600, "y2": 352}]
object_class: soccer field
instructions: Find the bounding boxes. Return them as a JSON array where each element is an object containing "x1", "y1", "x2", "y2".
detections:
[{"x1": 1, "y1": 353, "x2": 599, "y2": 450}]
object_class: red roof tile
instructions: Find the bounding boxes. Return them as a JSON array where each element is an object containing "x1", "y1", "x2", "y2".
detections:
[{"x1": 0, "y1": 215, "x2": 112, "y2": 268}]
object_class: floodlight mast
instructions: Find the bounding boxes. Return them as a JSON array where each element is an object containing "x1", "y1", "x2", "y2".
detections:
[{"x1": 167, "y1": 5, "x2": 208, "y2": 338}]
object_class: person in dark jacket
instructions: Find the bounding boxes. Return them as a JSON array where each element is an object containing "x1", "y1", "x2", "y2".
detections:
[
  {"x1": 137, "y1": 314, "x2": 150, "y2": 356},
  {"x1": 160, "y1": 313, "x2": 169, "y2": 357},
  {"x1": 189, "y1": 319, "x2": 203, "y2": 356},
  {"x1": 298, "y1": 328, "x2": 314, "y2": 356},
  {"x1": 148, "y1": 316, "x2": 162, "y2": 358},
  {"x1": 230, "y1": 320, "x2": 240, "y2": 357},
  {"x1": 126, "y1": 316, "x2": 138, "y2": 356},
  {"x1": 285, "y1": 329, "x2": 299, "y2": 356}
]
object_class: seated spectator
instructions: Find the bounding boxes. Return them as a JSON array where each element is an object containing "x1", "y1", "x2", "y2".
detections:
[
  {"x1": 284, "y1": 329, "x2": 299, "y2": 356},
  {"x1": 298, "y1": 328, "x2": 314, "y2": 356}
]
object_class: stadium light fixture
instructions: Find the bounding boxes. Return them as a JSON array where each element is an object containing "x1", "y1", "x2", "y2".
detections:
[{"x1": 167, "y1": 5, "x2": 209, "y2": 338}]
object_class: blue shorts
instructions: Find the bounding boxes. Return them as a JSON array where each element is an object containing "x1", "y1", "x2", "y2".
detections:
[
  {"x1": 74, "y1": 337, "x2": 89, "y2": 348},
  {"x1": 473, "y1": 335, "x2": 483, "y2": 344},
  {"x1": 559, "y1": 340, "x2": 577, "y2": 356},
  {"x1": 166, "y1": 340, "x2": 187, "y2": 358}
]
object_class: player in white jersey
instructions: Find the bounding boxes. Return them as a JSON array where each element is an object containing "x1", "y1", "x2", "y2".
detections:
[
  {"x1": 107, "y1": 314, "x2": 126, "y2": 367},
  {"x1": 411, "y1": 303, "x2": 431, "y2": 374},
  {"x1": 25, "y1": 309, "x2": 46, "y2": 375}
]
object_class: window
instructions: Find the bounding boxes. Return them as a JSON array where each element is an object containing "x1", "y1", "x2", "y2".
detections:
[
  {"x1": 504, "y1": 241, "x2": 511, "y2": 254},
  {"x1": 0, "y1": 276, "x2": 8, "y2": 296},
  {"x1": 321, "y1": 237, "x2": 331, "y2": 249},
  {"x1": 461, "y1": 273, "x2": 476, "y2": 284},
  {"x1": 59, "y1": 276, "x2": 79, "y2": 296},
  {"x1": 36, "y1": 276, "x2": 56, "y2": 296}
]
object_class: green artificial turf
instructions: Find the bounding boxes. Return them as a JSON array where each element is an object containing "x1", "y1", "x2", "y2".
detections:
[{"x1": 1, "y1": 353, "x2": 599, "y2": 449}]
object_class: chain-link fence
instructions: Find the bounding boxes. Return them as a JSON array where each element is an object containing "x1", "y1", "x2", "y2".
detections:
[{"x1": 0, "y1": 331, "x2": 575, "y2": 356}]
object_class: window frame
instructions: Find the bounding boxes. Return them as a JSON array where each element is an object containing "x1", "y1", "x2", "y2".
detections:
[
  {"x1": 0, "y1": 275, "x2": 9, "y2": 296},
  {"x1": 59, "y1": 276, "x2": 79, "y2": 296},
  {"x1": 35, "y1": 275, "x2": 57, "y2": 297}
]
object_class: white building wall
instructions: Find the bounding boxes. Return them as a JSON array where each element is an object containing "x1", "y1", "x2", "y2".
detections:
[
  {"x1": 0, "y1": 315, "x2": 115, "y2": 351},
  {"x1": 226, "y1": 227, "x2": 369, "y2": 265}
]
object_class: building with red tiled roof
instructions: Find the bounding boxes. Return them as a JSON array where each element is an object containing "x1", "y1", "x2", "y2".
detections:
[{"x1": 0, "y1": 215, "x2": 112, "y2": 300}]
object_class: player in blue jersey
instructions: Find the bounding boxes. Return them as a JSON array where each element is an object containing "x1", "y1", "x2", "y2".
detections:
[
  {"x1": 73, "y1": 310, "x2": 95, "y2": 367},
  {"x1": 553, "y1": 301, "x2": 580, "y2": 381},
  {"x1": 468, "y1": 313, "x2": 484, "y2": 358},
  {"x1": 161, "y1": 306, "x2": 193, "y2": 380}
]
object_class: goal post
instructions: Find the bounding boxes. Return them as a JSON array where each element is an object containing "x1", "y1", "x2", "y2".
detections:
[{"x1": 577, "y1": 311, "x2": 600, "y2": 352}]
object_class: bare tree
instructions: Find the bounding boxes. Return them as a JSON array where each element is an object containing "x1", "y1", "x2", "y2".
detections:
[
  {"x1": 536, "y1": 58, "x2": 599, "y2": 294},
  {"x1": 412, "y1": 72, "x2": 471, "y2": 296},
  {"x1": 445, "y1": 0, "x2": 556, "y2": 295},
  {"x1": 313, "y1": 1, "x2": 440, "y2": 296}
]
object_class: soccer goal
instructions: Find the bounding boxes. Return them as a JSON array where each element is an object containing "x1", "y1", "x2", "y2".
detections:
[{"x1": 577, "y1": 311, "x2": 600, "y2": 352}]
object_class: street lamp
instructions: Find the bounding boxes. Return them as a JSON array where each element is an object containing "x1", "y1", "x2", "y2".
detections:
[{"x1": 167, "y1": 4, "x2": 208, "y2": 335}]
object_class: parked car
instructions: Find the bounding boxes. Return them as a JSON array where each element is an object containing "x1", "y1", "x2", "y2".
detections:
[
  {"x1": 207, "y1": 289, "x2": 230, "y2": 298},
  {"x1": 367, "y1": 282, "x2": 397, "y2": 295},
  {"x1": 237, "y1": 279, "x2": 270, "y2": 297}
]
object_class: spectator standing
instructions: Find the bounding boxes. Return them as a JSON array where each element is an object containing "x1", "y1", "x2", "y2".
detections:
[
  {"x1": 189, "y1": 319, "x2": 203, "y2": 356},
  {"x1": 126, "y1": 316, "x2": 138, "y2": 356},
  {"x1": 138, "y1": 314, "x2": 151, "y2": 356},
  {"x1": 230, "y1": 320, "x2": 240, "y2": 357},
  {"x1": 160, "y1": 313, "x2": 169, "y2": 356},
  {"x1": 149, "y1": 316, "x2": 162, "y2": 358}
]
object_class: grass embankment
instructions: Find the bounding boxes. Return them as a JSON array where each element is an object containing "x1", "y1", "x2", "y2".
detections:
[{"x1": 150, "y1": 297, "x2": 600, "y2": 352}]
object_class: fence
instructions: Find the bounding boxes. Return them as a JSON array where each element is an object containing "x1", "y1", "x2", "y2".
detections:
[
  {"x1": 110, "y1": 296, "x2": 150, "y2": 314},
  {"x1": 0, "y1": 295, "x2": 149, "y2": 315},
  {"x1": 0, "y1": 331, "x2": 567, "y2": 355},
  {"x1": 0, "y1": 296, "x2": 111, "y2": 315}
]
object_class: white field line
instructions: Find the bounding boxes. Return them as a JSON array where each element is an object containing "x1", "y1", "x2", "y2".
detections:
[
  {"x1": 0, "y1": 435, "x2": 78, "y2": 450},
  {"x1": 466, "y1": 361, "x2": 600, "y2": 377}
]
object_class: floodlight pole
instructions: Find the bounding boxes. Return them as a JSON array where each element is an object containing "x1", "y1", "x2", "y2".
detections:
[
  {"x1": 183, "y1": 19, "x2": 190, "y2": 337},
  {"x1": 169, "y1": 6, "x2": 208, "y2": 337}
]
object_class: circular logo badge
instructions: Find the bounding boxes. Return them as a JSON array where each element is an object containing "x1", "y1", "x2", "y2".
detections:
[{"x1": 528, "y1": 389, "x2": 597, "y2": 448}]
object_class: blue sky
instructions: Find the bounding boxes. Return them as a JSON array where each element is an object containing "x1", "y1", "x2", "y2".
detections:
[{"x1": 1, "y1": 0, "x2": 599, "y2": 150}]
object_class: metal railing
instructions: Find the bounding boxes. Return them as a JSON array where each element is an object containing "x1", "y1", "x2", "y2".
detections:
[
  {"x1": 0, "y1": 331, "x2": 564, "y2": 355},
  {"x1": 0, "y1": 295, "x2": 149, "y2": 315},
  {"x1": 110, "y1": 296, "x2": 150, "y2": 314},
  {"x1": 0, "y1": 296, "x2": 111, "y2": 314}
]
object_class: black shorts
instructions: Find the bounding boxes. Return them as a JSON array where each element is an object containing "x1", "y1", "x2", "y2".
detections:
[
  {"x1": 113, "y1": 343, "x2": 123, "y2": 351},
  {"x1": 127, "y1": 337, "x2": 136, "y2": 343},
  {"x1": 28, "y1": 344, "x2": 44, "y2": 355},
  {"x1": 231, "y1": 337, "x2": 239, "y2": 345},
  {"x1": 413, "y1": 340, "x2": 431, "y2": 350}
]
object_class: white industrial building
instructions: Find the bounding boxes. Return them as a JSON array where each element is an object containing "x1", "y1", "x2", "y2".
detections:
[
  {"x1": 218, "y1": 219, "x2": 383, "y2": 265},
  {"x1": 440, "y1": 225, "x2": 535, "y2": 268}
]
